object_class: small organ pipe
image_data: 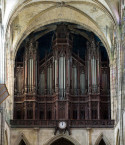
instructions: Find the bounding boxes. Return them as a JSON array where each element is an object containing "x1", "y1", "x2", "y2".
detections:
[
  {"x1": 64, "y1": 56, "x2": 65, "y2": 95},
  {"x1": 47, "y1": 67, "x2": 49, "y2": 90},
  {"x1": 25, "y1": 60, "x2": 27, "y2": 92},
  {"x1": 53, "y1": 57, "x2": 55, "y2": 90},
  {"x1": 95, "y1": 59, "x2": 97, "y2": 85},
  {"x1": 68, "y1": 59, "x2": 70, "y2": 87},
  {"x1": 30, "y1": 59, "x2": 31, "y2": 91},
  {"x1": 80, "y1": 73, "x2": 85, "y2": 94},
  {"x1": 35, "y1": 61, "x2": 37, "y2": 88},
  {"x1": 50, "y1": 66, "x2": 52, "y2": 91},
  {"x1": 55, "y1": 60, "x2": 57, "y2": 90},
  {"x1": 97, "y1": 59, "x2": 100, "y2": 87},
  {"x1": 28, "y1": 61, "x2": 30, "y2": 93},
  {"x1": 33, "y1": 57, "x2": 36, "y2": 93},
  {"x1": 88, "y1": 61, "x2": 89, "y2": 89}
]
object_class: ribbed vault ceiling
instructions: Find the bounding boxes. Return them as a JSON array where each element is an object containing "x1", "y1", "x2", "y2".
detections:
[{"x1": 4, "y1": 0, "x2": 120, "y2": 61}]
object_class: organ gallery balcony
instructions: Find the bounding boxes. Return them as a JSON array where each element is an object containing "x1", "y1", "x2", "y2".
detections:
[{"x1": 10, "y1": 119, "x2": 114, "y2": 128}]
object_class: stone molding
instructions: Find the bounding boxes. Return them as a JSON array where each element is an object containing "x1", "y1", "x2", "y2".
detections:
[
  {"x1": 14, "y1": 133, "x2": 31, "y2": 145},
  {"x1": 43, "y1": 134, "x2": 81, "y2": 145},
  {"x1": 94, "y1": 133, "x2": 111, "y2": 145}
]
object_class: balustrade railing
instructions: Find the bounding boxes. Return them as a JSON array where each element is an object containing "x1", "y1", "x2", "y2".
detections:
[
  {"x1": 14, "y1": 93, "x2": 110, "y2": 102},
  {"x1": 69, "y1": 120, "x2": 114, "y2": 128},
  {"x1": 10, "y1": 119, "x2": 114, "y2": 128}
]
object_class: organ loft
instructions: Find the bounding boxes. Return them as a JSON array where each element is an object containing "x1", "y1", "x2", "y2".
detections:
[
  {"x1": 1, "y1": 1, "x2": 123, "y2": 145},
  {"x1": 11, "y1": 24, "x2": 113, "y2": 128}
]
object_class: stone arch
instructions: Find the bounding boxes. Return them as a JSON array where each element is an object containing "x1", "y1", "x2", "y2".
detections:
[
  {"x1": 44, "y1": 134, "x2": 81, "y2": 145},
  {"x1": 14, "y1": 133, "x2": 31, "y2": 145},
  {"x1": 104, "y1": 0, "x2": 119, "y2": 23},
  {"x1": 9, "y1": 6, "x2": 111, "y2": 62},
  {"x1": 6, "y1": 4, "x2": 112, "y2": 82},
  {"x1": 94, "y1": 133, "x2": 111, "y2": 145},
  {"x1": 5, "y1": 2, "x2": 115, "y2": 122}
]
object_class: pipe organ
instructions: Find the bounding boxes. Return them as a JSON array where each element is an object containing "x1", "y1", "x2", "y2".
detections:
[{"x1": 14, "y1": 25, "x2": 111, "y2": 126}]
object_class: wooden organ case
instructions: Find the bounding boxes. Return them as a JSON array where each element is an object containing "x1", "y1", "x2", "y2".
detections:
[{"x1": 12, "y1": 25, "x2": 114, "y2": 128}]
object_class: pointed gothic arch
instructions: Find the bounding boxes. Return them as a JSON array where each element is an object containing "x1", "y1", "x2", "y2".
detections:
[
  {"x1": 11, "y1": 7, "x2": 111, "y2": 62},
  {"x1": 51, "y1": 137, "x2": 74, "y2": 145},
  {"x1": 98, "y1": 139, "x2": 106, "y2": 145},
  {"x1": 94, "y1": 133, "x2": 111, "y2": 145},
  {"x1": 14, "y1": 133, "x2": 30, "y2": 145},
  {"x1": 19, "y1": 140, "x2": 26, "y2": 145},
  {"x1": 44, "y1": 134, "x2": 81, "y2": 145}
]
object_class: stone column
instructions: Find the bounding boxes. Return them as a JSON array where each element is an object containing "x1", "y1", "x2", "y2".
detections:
[
  {"x1": 0, "y1": 21, "x2": 5, "y2": 145},
  {"x1": 110, "y1": 63, "x2": 115, "y2": 120},
  {"x1": 87, "y1": 128, "x2": 92, "y2": 145},
  {"x1": 0, "y1": 24, "x2": 4, "y2": 84},
  {"x1": 122, "y1": 41, "x2": 125, "y2": 111},
  {"x1": 121, "y1": 40, "x2": 125, "y2": 145}
]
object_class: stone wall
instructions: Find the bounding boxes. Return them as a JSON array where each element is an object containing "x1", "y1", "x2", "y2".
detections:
[{"x1": 7, "y1": 127, "x2": 114, "y2": 145}]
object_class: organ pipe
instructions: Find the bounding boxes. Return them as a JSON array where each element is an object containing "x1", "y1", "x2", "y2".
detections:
[
  {"x1": 80, "y1": 72, "x2": 85, "y2": 94},
  {"x1": 55, "y1": 60, "x2": 57, "y2": 90},
  {"x1": 24, "y1": 39, "x2": 38, "y2": 94},
  {"x1": 40, "y1": 71, "x2": 45, "y2": 94},
  {"x1": 59, "y1": 56, "x2": 66, "y2": 98},
  {"x1": 87, "y1": 34, "x2": 100, "y2": 93},
  {"x1": 67, "y1": 59, "x2": 70, "y2": 87},
  {"x1": 47, "y1": 65, "x2": 52, "y2": 93}
]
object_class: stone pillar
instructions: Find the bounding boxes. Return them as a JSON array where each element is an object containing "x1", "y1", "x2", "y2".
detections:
[
  {"x1": 0, "y1": 20, "x2": 5, "y2": 145},
  {"x1": 0, "y1": 24, "x2": 4, "y2": 84},
  {"x1": 122, "y1": 41, "x2": 125, "y2": 110},
  {"x1": 87, "y1": 128, "x2": 92, "y2": 145},
  {"x1": 121, "y1": 40, "x2": 125, "y2": 145},
  {"x1": 110, "y1": 63, "x2": 116, "y2": 120}
]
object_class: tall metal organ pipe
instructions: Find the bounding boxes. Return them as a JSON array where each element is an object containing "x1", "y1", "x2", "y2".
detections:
[
  {"x1": 52, "y1": 25, "x2": 72, "y2": 100},
  {"x1": 24, "y1": 39, "x2": 38, "y2": 94},
  {"x1": 87, "y1": 35, "x2": 100, "y2": 93}
]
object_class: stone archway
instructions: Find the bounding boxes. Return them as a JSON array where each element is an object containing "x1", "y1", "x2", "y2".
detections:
[
  {"x1": 94, "y1": 134, "x2": 111, "y2": 145},
  {"x1": 50, "y1": 137, "x2": 74, "y2": 145},
  {"x1": 5, "y1": 3, "x2": 115, "y2": 123},
  {"x1": 11, "y1": 6, "x2": 111, "y2": 61},
  {"x1": 14, "y1": 133, "x2": 31, "y2": 145},
  {"x1": 19, "y1": 140, "x2": 26, "y2": 145},
  {"x1": 98, "y1": 139, "x2": 106, "y2": 145},
  {"x1": 44, "y1": 135, "x2": 81, "y2": 145}
]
